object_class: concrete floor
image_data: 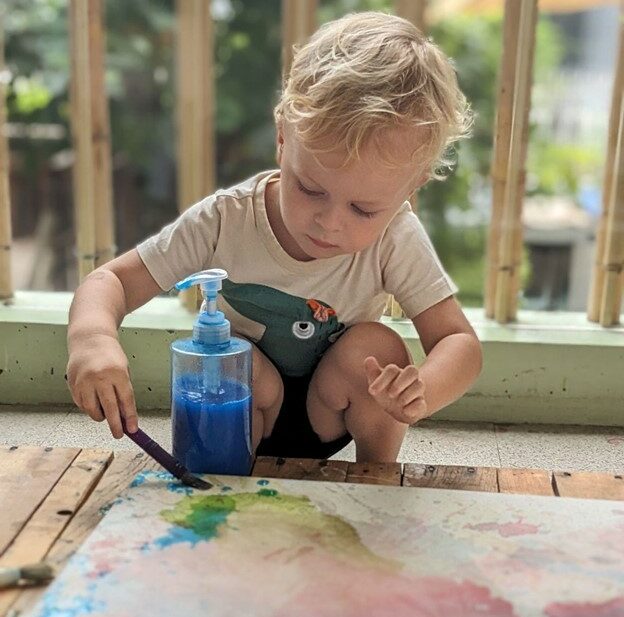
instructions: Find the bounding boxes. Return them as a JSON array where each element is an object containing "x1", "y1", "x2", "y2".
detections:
[{"x1": 1, "y1": 406, "x2": 623, "y2": 473}]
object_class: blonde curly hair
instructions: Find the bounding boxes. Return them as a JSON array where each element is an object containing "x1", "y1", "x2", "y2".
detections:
[{"x1": 274, "y1": 11, "x2": 473, "y2": 179}]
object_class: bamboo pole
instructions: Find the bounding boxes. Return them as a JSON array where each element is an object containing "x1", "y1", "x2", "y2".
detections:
[
  {"x1": 395, "y1": 0, "x2": 427, "y2": 32},
  {"x1": 281, "y1": 0, "x2": 318, "y2": 78},
  {"x1": 176, "y1": 0, "x2": 215, "y2": 208},
  {"x1": 176, "y1": 0, "x2": 215, "y2": 310},
  {"x1": 485, "y1": 0, "x2": 523, "y2": 318},
  {"x1": 588, "y1": 1, "x2": 624, "y2": 322},
  {"x1": 0, "y1": 10, "x2": 13, "y2": 300},
  {"x1": 493, "y1": 0, "x2": 537, "y2": 323},
  {"x1": 599, "y1": 101, "x2": 624, "y2": 326},
  {"x1": 89, "y1": 0, "x2": 115, "y2": 269},
  {"x1": 69, "y1": 0, "x2": 114, "y2": 280},
  {"x1": 507, "y1": 1, "x2": 538, "y2": 316}
]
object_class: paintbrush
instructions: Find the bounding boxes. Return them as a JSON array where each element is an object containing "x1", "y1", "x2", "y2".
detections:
[
  {"x1": 0, "y1": 563, "x2": 54, "y2": 588},
  {"x1": 121, "y1": 419, "x2": 212, "y2": 490}
]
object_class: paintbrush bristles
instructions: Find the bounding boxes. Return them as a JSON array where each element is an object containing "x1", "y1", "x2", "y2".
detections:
[{"x1": 180, "y1": 471, "x2": 212, "y2": 490}]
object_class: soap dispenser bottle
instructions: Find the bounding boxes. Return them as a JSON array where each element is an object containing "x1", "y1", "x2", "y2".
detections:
[{"x1": 171, "y1": 269, "x2": 253, "y2": 475}]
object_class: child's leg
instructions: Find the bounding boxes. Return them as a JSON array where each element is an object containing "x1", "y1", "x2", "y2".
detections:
[
  {"x1": 307, "y1": 322, "x2": 412, "y2": 462},
  {"x1": 249, "y1": 343, "x2": 284, "y2": 450}
]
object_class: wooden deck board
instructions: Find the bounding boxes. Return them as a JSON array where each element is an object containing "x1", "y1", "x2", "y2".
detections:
[
  {"x1": 0, "y1": 446, "x2": 80, "y2": 556},
  {"x1": 553, "y1": 470, "x2": 624, "y2": 500},
  {"x1": 402, "y1": 464, "x2": 499, "y2": 492},
  {"x1": 251, "y1": 456, "x2": 348, "y2": 482},
  {"x1": 346, "y1": 462, "x2": 402, "y2": 485},
  {"x1": 497, "y1": 467, "x2": 555, "y2": 496}
]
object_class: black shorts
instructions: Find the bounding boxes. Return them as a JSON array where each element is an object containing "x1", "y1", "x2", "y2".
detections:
[{"x1": 256, "y1": 373, "x2": 352, "y2": 459}]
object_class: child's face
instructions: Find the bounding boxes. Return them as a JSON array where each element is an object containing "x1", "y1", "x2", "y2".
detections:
[{"x1": 275, "y1": 123, "x2": 427, "y2": 260}]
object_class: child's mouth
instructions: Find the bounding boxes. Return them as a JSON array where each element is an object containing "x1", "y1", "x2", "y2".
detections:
[{"x1": 307, "y1": 235, "x2": 338, "y2": 249}]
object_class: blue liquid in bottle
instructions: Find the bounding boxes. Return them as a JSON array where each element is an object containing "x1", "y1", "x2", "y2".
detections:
[{"x1": 172, "y1": 377, "x2": 252, "y2": 475}]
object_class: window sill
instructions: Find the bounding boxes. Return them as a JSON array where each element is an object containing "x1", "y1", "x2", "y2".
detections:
[{"x1": 1, "y1": 291, "x2": 623, "y2": 426}]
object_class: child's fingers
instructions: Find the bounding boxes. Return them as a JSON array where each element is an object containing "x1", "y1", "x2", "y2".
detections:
[
  {"x1": 116, "y1": 382, "x2": 139, "y2": 433},
  {"x1": 387, "y1": 365, "x2": 420, "y2": 398},
  {"x1": 68, "y1": 381, "x2": 82, "y2": 410},
  {"x1": 96, "y1": 384, "x2": 124, "y2": 439},
  {"x1": 396, "y1": 380, "x2": 425, "y2": 407},
  {"x1": 363, "y1": 356, "x2": 383, "y2": 384},
  {"x1": 400, "y1": 397, "x2": 428, "y2": 423},
  {"x1": 367, "y1": 364, "x2": 401, "y2": 396},
  {"x1": 79, "y1": 388, "x2": 105, "y2": 422}
]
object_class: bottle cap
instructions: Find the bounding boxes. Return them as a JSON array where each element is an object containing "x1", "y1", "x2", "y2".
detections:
[{"x1": 175, "y1": 269, "x2": 231, "y2": 345}]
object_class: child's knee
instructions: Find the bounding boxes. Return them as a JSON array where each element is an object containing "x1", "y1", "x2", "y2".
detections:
[
  {"x1": 334, "y1": 322, "x2": 412, "y2": 379},
  {"x1": 250, "y1": 345, "x2": 283, "y2": 413}
]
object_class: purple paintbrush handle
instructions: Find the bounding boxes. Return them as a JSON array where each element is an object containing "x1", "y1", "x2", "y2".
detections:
[{"x1": 123, "y1": 425, "x2": 186, "y2": 480}]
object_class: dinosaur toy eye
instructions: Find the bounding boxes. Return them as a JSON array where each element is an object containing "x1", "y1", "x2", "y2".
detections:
[{"x1": 292, "y1": 321, "x2": 316, "y2": 340}]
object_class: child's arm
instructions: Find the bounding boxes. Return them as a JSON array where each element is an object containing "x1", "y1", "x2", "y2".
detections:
[
  {"x1": 364, "y1": 297, "x2": 481, "y2": 424},
  {"x1": 66, "y1": 249, "x2": 162, "y2": 438}
]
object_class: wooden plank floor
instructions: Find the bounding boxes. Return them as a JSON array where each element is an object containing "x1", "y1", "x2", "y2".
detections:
[{"x1": 1, "y1": 446, "x2": 624, "y2": 617}]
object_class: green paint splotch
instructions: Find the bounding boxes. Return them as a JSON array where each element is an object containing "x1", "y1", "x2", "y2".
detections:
[{"x1": 161, "y1": 489, "x2": 399, "y2": 571}]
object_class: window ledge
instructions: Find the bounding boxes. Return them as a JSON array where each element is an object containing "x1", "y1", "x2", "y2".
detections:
[{"x1": 1, "y1": 291, "x2": 623, "y2": 426}]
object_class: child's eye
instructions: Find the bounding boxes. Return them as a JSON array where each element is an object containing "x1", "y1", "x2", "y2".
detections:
[
  {"x1": 351, "y1": 204, "x2": 375, "y2": 219},
  {"x1": 297, "y1": 181, "x2": 323, "y2": 197}
]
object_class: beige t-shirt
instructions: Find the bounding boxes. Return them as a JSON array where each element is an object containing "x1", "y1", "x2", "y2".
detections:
[{"x1": 137, "y1": 170, "x2": 457, "y2": 376}]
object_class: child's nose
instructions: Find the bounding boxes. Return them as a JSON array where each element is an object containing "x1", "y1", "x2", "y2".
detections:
[{"x1": 314, "y1": 205, "x2": 342, "y2": 232}]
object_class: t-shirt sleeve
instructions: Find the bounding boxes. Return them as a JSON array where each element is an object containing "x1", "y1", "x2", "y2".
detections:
[
  {"x1": 380, "y1": 206, "x2": 458, "y2": 319},
  {"x1": 136, "y1": 194, "x2": 222, "y2": 291}
]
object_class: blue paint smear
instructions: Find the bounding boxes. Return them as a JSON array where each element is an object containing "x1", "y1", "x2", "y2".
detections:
[
  {"x1": 129, "y1": 472, "x2": 148, "y2": 488},
  {"x1": 128, "y1": 470, "x2": 207, "y2": 495},
  {"x1": 152, "y1": 526, "x2": 203, "y2": 549},
  {"x1": 257, "y1": 479, "x2": 269, "y2": 486},
  {"x1": 166, "y1": 481, "x2": 194, "y2": 495},
  {"x1": 37, "y1": 580, "x2": 106, "y2": 617}
]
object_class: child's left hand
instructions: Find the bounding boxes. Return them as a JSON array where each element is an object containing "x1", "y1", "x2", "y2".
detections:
[{"x1": 364, "y1": 356, "x2": 427, "y2": 425}]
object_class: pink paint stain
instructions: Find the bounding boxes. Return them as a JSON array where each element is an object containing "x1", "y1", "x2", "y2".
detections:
[
  {"x1": 280, "y1": 574, "x2": 518, "y2": 617},
  {"x1": 86, "y1": 557, "x2": 114, "y2": 580},
  {"x1": 606, "y1": 437, "x2": 624, "y2": 446},
  {"x1": 544, "y1": 597, "x2": 624, "y2": 616},
  {"x1": 464, "y1": 519, "x2": 540, "y2": 537}
]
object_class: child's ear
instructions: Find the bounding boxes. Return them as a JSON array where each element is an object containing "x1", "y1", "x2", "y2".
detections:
[{"x1": 275, "y1": 126, "x2": 285, "y2": 165}]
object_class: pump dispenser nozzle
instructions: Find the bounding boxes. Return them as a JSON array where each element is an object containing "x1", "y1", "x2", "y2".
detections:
[{"x1": 175, "y1": 269, "x2": 230, "y2": 346}]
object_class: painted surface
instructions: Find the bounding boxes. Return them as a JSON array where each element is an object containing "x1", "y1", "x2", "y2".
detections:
[{"x1": 29, "y1": 473, "x2": 624, "y2": 617}]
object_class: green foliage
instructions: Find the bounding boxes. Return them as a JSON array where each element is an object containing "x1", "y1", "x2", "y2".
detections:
[
  {"x1": 527, "y1": 140, "x2": 602, "y2": 197},
  {"x1": 11, "y1": 75, "x2": 52, "y2": 113}
]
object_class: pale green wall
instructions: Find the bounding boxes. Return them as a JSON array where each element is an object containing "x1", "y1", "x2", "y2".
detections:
[{"x1": 1, "y1": 292, "x2": 623, "y2": 426}]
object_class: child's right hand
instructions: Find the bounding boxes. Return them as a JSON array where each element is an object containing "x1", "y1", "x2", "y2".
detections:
[{"x1": 66, "y1": 334, "x2": 139, "y2": 439}]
